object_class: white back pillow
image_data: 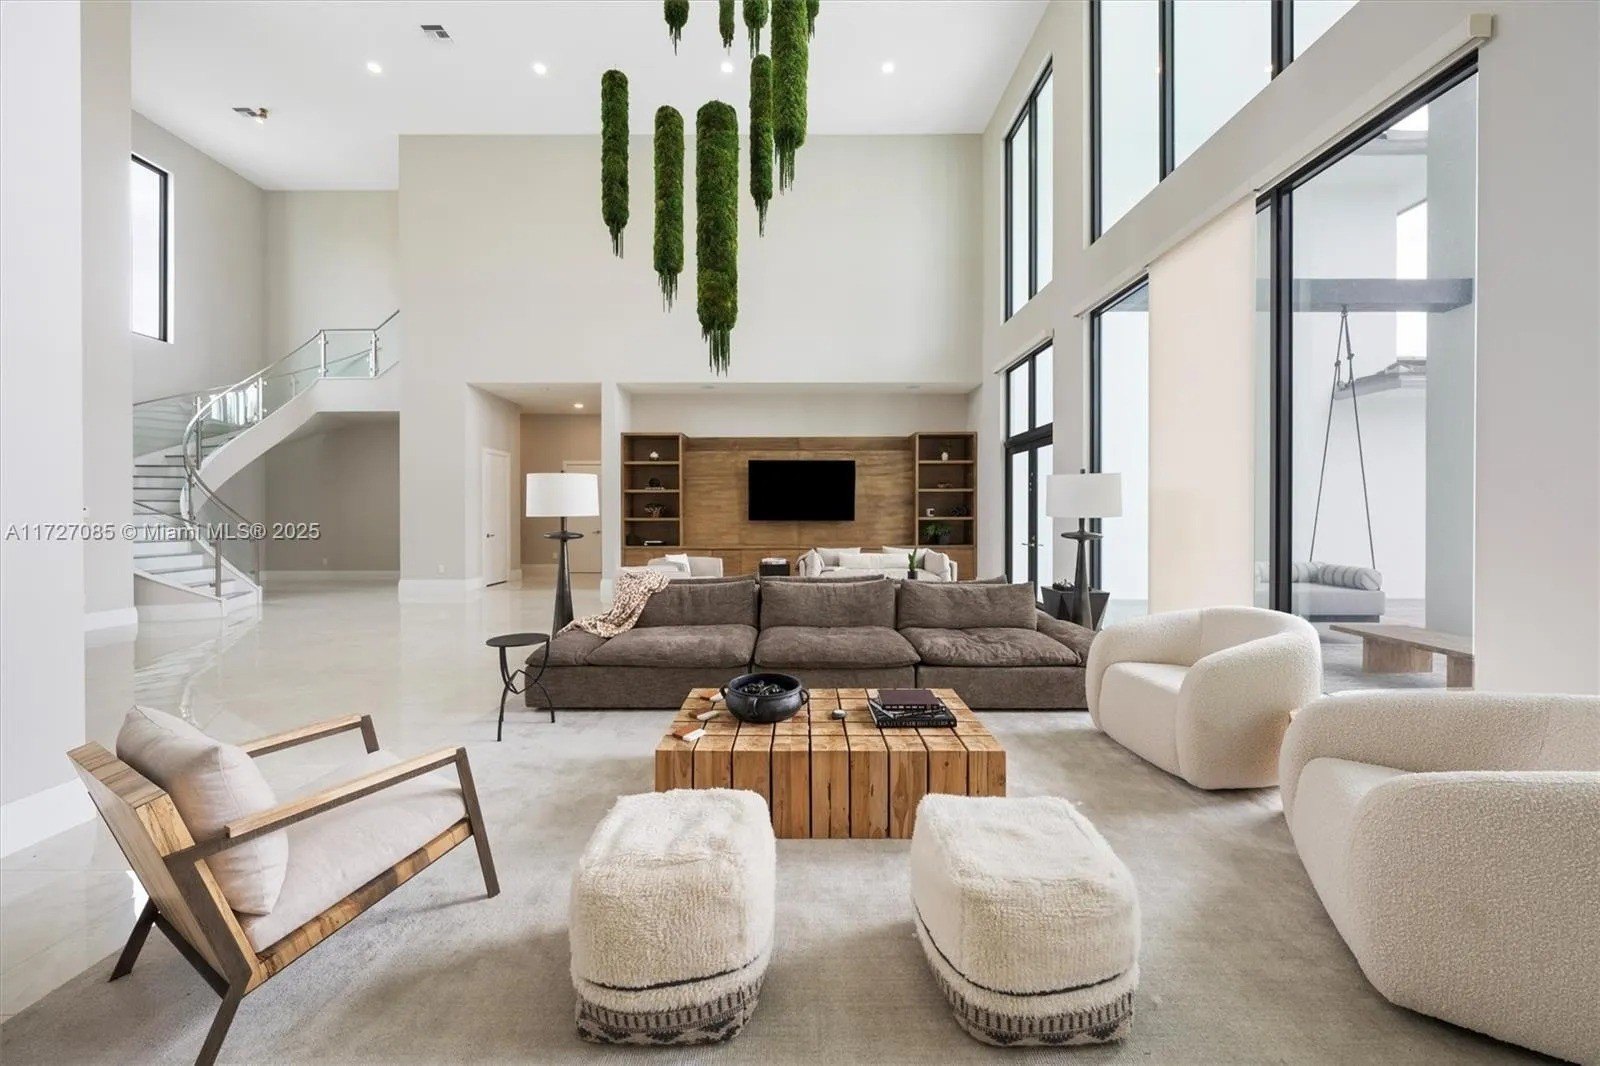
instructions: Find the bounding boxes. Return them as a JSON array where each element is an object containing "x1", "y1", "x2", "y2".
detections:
[{"x1": 116, "y1": 706, "x2": 287, "y2": 915}]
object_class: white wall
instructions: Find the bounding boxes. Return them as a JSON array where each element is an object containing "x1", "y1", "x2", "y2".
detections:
[
  {"x1": 264, "y1": 191, "x2": 399, "y2": 360},
  {"x1": 263, "y1": 418, "x2": 399, "y2": 574},
  {"x1": 983, "y1": 0, "x2": 1599, "y2": 692},
  {"x1": 81, "y1": 0, "x2": 133, "y2": 624},
  {"x1": 626, "y1": 391, "x2": 974, "y2": 438},
  {"x1": 131, "y1": 114, "x2": 265, "y2": 402},
  {"x1": 1, "y1": 0, "x2": 89, "y2": 851},
  {"x1": 397, "y1": 134, "x2": 984, "y2": 592}
]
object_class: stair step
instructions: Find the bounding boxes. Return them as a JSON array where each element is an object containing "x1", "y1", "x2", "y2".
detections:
[
  {"x1": 134, "y1": 487, "x2": 183, "y2": 501},
  {"x1": 164, "y1": 567, "x2": 227, "y2": 586},
  {"x1": 133, "y1": 537, "x2": 199, "y2": 557},
  {"x1": 140, "y1": 553, "x2": 208, "y2": 573}
]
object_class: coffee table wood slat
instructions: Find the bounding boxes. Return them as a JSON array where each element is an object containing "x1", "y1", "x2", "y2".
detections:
[{"x1": 655, "y1": 688, "x2": 1004, "y2": 839}]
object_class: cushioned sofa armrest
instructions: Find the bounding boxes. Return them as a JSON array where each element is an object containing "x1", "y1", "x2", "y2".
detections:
[
  {"x1": 1345, "y1": 771, "x2": 1600, "y2": 1062},
  {"x1": 1278, "y1": 691, "x2": 1600, "y2": 818},
  {"x1": 1175, "y1": 631, "x2": 1322, "y2": 789},
  {"x1": 1034, "y1": 611, "x2": 1095, "y2": 664},
  {"x1": 182, "y1": 747, "x2": 466, "y2": 856},
  {"x1": 1084, "y1": 610, "x2": 1202, "y2": 726},
  {"x1": 239, "y1": 714, "x2": 378, "y2": 757}
]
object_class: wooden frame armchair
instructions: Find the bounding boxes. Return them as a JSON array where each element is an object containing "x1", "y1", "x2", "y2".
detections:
[{"x1": 69, "y1": 714, "x2": 498, "y2": 1066}]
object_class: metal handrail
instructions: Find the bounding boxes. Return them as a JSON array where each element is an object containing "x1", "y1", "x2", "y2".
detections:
[{"x1": 178, "y1": 310, "x2": 399, "y2": 596}]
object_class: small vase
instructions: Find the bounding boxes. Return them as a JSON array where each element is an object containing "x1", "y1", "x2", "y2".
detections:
[{"x1": 940, "y1": 450, "x2": 950, "y2": 462}]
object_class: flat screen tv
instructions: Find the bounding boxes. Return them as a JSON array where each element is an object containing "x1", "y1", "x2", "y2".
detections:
[{"x1": 747, "y1": 459, "x2": 855, "y2": 522}]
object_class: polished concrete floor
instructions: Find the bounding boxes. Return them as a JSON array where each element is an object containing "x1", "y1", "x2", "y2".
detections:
[
  {"x1": 0, "y1": 575, "x2": 604, "y2": 1022},
  {"x1": 1, "y1": 576, "x2": 1445, "y2": 1023}
]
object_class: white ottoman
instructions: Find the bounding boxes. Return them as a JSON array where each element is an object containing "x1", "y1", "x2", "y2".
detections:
[
  {"x1": 570, "y1": 789, "x2": 776, "y2": 1044},
  {"x1": 910, "y1": 795, "x2": 1140, "y2": 1046}
]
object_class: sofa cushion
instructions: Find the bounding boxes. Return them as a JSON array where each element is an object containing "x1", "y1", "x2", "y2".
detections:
[
  {"x1": 1035, "y1": 610, "x2": 1096, "y2": 662},
  {"x1": 1312, "y1": 562, "x2": 1383, "y2": 591},
  {"x1": 543, "y1": 630, "x2": 606, "y2": 667},
  {"x1": 587, "y1": 624, "x2": 757, "y2": 668},
  {"x1": 240, "y1": 750, "x2": 464, "y2": 952},
  {"x1": 760, "y1": 578, "x2": 896, "y2": 629},
  {"x1": 1097, "y1": 663, "x2": 1188, "y2": 776},
  {"x1": 755, "y1": 626, "x2": 919, "y2": 669},
  {"x1": 898, "y1": 581, "x2": 1036, "y2": 630},
  {"x1": 116, "y1": 706, "x2": 287, "y2": 916},
  {"x1": 815, "y1": 547, "x2": 862, "y2": 566},
  {"x1": 636, "y1": 577, "x2": 758, "y2": 628},
  {"x1": 900, "y1": 627, "x2": 1082, "y2": 668}
]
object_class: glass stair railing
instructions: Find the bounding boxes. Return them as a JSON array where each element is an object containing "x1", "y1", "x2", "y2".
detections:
[{"x1": 129, "y1": 311, "x2": 399, "y2": 599}]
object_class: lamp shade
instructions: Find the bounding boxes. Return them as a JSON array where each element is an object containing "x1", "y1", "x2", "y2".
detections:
[
  {"x1": 1046, "y1": 472, "x2": 1123, "y2": 519},
  {"x1": 525, "y1": 472, "x2": 599, "y2": 518}
]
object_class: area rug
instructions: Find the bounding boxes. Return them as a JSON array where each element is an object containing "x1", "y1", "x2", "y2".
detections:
[{"x1": 0, "y1": 712, "x2": 1535, "y2": 1063}]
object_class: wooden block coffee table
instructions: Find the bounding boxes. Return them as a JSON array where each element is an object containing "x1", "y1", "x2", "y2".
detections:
[{"x1": 654, "y1": 688, "x2": 1005, "y2": 840}]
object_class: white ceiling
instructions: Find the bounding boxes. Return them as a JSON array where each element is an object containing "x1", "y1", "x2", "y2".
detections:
[
  {"x1": 480, "y1": 382, "x2": 604, "y2": 414},
  {"x1": 131, "y1": 0, "x2": 1048, "y2": 190}
]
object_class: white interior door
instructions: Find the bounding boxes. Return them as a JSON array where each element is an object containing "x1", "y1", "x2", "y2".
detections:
[
  {"x1": 564, "y1": 460, "x2": 603, "y2": 574},
  {"x1": 482, "y1": 449, "x2": 510, "y2": 586}
]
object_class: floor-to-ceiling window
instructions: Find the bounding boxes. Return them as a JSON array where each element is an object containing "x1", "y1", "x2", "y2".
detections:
[
  {"x1": 130, "y1": 155, "x2": 169, "y2": 341},
  {"x1": 1172, "y1": 0, "x2": 1272, "y2": 166},
  {"x1": 1090, "y1": 281, "x2": 1150, "y2": 622},
  {"x1": 1005, "y1": 64, "x2": 1053, "y2": 318},
  {"x1": 1091, "y1": 0, "x2": 1159, "y2": 236},
  {"x1": 1262, "y1": 60, "x2": 1478, "y2": 691},
  {"x1": 1004, "y1": 343, "x2": 1054, "y2": 597}
]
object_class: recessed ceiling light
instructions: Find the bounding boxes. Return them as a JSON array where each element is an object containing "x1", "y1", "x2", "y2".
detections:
[
  {"x1": 572, "y1": 402, "x2": 585, "y2": 409},
  {"x1": 532, "y1": 61, "x2": 548, "y2": 76},
  {"x1": 881, "y1": 60, "x2": 896, "y2": 74},
  {"x1": 720, "y1": 60, "x2": 734, "y2": 74},
  {"x1": 366, "y1": 61, "x2": 383, "y2": 75}
]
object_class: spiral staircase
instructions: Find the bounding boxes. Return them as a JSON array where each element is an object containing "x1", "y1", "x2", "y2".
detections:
[{"x1": 129, "y1": 312, "x2": 399, "y2": 619}]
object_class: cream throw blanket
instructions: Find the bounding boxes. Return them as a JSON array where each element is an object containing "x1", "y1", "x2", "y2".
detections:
[{"x1": 561, "y1": 568, "x2": 670, "y2": 638}]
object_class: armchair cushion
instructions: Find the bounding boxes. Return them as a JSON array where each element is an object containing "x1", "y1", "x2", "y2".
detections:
[
  {"x1": 116, "y1": 706, "x2": 287, "y2": 916},
  {"x1": 900, "y1": 627, "x2": 1082, "y2": 668},
  {"x1": 1096, "y1": 664, "x2": 1187, "y2": 776},
  {"x1": 240, "y1": 750, "x2": 464, "y2": 952}
]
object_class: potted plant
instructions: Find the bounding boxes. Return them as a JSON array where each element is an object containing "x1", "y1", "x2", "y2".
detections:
[
  {"x1": 906, "y1": 549, "x2": 924, "y2": 581},
  {"x1": 923, "y1": 522, "x2": 952, "y2": 546}
]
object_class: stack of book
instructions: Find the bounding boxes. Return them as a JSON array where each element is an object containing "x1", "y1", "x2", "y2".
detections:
[{"x1": 869, "y1": 689, "x2": 956, "y2": 729}]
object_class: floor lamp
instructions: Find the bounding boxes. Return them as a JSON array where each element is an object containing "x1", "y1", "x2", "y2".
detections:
[
  {"x1": 1046, "y1": 471, "x2": 1123, "y2": 629},
  {"x1": 525, "y1": 472, "x2": 600, "y2": 635}
]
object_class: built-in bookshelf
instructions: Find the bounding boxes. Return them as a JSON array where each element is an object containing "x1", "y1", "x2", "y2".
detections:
[
  {"x1": 913, "y1": 432, "x2": 977, "y2": 569},
  {"x1": 621, "y1": 433, "x2": 684, "y2": 550}
]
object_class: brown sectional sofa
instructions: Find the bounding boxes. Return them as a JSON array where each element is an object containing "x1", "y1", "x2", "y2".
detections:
[{"x1": 527, "y1": 575, "x2": 1095, "y2": 711}]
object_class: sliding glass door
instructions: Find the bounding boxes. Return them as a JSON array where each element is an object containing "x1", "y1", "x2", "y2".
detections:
[
  {"x1": 1005, "y1": 344, "x2": 1054, "y2": 598},
  {"x1": 1090, "y1": 281, "x2": 1150, "y2": 622},
  {"x1": 1261, "y1": 61, "x2": 1478, "y2": 691}
]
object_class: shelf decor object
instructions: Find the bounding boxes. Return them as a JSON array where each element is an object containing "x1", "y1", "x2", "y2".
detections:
[
  {"x1": 600, "y1": 70, "x2": 629, "y2": 256},
  {"x1": 719, "y1": 0, "x2": 736, "y2": 49},
  {"x1": 750, "y1": 55, "x2": 774, "y2": 235},
  {"x1": 772, "y1": 0, "x2": 809, "y2": 191},
  {"x1": 526, "y1": 472, "x2": 601, "y2": 635},
  {"x1": 744, "y1": 0, "x2": 769, "y2": 56},
  {"x1": 1046, "y1": 470, "x2": 1123, "y2": 629},
  {"x1": 696, "y1": 101, "x2": 739, "y2": 374},
  {"x1": 653, "y1": 106, "x2": 685, "y2": 308},
  {"x1": 664, "y1": 0, "x2": 689, "y2": 52}
]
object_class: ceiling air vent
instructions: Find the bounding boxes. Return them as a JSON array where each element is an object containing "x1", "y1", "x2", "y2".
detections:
[
  {"x1": 233, "y1": 107, "x2": 268, "y2": 123},
  {"x1": 421, "y1": 24, "x2": 451, "y2": 41}
]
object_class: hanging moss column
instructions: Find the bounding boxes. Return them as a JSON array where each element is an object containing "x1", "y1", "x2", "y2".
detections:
[
  {"x1": 664, "y1": 0, "x2": 689, "y2": 52},
  {"x1": 807, "y1": 0, "x2": 819, "y2": 37},
  {"x1": 719, "y1": 0, "x2": 736, "y2": 50},
  {"x1": 772, "y1": 0, "x2": 808, "y2": 190},
  {"x1": 600, "y1": 70, "x2": 629, "y2": 256},
  {"x1": 696, "y1": 101, "x2": 739, "y2": 374},
  {"x1": 743, "y1": 0, "x2": 769, "y2": 56},
  {"x1": 653, "y1": 107, "x2": 684, "y2": 308},
  {"x1": 749, "y1": 55, "x2": 773, "y2": 235}
]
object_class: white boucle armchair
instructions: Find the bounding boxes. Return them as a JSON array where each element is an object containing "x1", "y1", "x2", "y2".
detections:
[
  {"x1": 1085, "y1": 606, "x2": 1321, "y2": 789},
  {"x1": 1279, "y1": 691, "x2": 1600, "y2": 1064}
]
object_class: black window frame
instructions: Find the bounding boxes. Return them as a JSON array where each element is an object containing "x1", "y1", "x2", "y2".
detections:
[
  {"x1": 1087, "y1": 275, "x2": 1150, "y2": 589},
  {"x1": 130, "y1": 154, "x2": 170, "y2": 343},
  {"x1": 1004, "y1": 61, "x2": 1053, "y2": 320},
  {"x1": 1256, "y1": 53, "x2": 1479, "y2": 613},
  {"x1": 1091, "y1": 0, "x2": 1291, "y2": 241},
  {"x1": 1002, "y1": 341, "x2": 1055, "y2": 591}
]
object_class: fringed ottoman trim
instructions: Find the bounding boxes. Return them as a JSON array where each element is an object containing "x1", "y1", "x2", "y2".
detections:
[
  {"x1": 933, "y1": 965, "x2": 1134, "y2": 1048},
  {"x1": 576, "y1": 975, "x2": 765, "y2": 1045}
]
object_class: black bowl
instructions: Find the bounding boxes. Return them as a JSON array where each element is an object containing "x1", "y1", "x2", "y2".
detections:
[{"x1": 720, "y1": 672, "x2": 808, "y2": 724}]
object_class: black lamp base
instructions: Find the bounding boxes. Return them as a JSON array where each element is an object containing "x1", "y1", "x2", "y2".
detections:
[
  {"x1": 543, "y1": 521, "x2": 584, "y2": 634},
  {"x1": 1059, "y1": 520, "x2": 1103, "y2": 629}
]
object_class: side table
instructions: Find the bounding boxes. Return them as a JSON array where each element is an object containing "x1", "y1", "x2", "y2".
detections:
[{"x1": 487, "y1": 632, "x2": 552, "y2": 740}]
